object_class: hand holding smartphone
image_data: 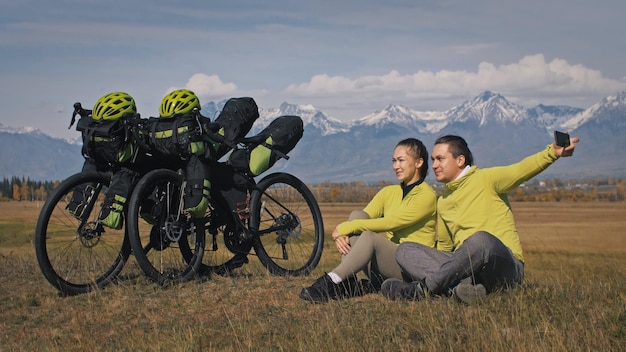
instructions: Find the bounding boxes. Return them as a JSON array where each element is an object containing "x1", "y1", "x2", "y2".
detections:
[{"x1": 554, "y1": 131, "x2": 570, "y2": 148}]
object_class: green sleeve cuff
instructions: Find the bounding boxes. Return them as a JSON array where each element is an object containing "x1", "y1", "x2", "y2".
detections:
[{"x1": 545, "y1": 143, "x2": 560, "y2": 161}]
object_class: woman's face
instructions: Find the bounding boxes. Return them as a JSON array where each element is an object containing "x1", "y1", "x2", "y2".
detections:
[{"x1": 392, "y1": 145, "x2": 423, "y2": 184}]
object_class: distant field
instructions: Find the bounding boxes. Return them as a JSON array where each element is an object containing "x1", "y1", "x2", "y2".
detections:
[{"x1": 0, "y1": 201, "x2": 624, "y2": 351}]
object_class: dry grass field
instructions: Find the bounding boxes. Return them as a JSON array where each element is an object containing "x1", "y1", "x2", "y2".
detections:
[{"x1": 0, "y1": 200, "x2": 624, "y2": 351}]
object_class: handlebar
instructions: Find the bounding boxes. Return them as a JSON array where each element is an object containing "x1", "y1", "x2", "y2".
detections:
[{"x1": 68, "y1": 102, "x2": 92, "y2": 129}]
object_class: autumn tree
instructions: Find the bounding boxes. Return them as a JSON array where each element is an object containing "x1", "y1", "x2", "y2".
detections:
[
  {"x1": 13, "y1": 183, "x2": 20, "y2": 200},
  {"x1": 20, "y1": 182, "x2": 30, "y2": 201}
]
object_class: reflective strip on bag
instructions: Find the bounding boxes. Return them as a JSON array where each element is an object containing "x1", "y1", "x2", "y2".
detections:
[{"x1": 152, "y1": 126, "x2": 190, "y2": 139}]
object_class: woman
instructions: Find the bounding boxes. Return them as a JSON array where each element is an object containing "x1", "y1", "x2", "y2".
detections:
[{"x1": 299, "y1": 138, "x2": 437, "y2": 303}]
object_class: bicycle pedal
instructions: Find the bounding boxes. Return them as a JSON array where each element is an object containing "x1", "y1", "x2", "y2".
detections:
[
  {"x1": 235, "y1": 200, "x2": 250, "y2": 220},
  {"x1": 229, "y1": 255, "x2": 249, "y2": 268}
]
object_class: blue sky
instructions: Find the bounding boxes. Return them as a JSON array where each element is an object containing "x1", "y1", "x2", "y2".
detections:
[{"x1": 1, "y1": 0, "x2": 625, "y2": 139}]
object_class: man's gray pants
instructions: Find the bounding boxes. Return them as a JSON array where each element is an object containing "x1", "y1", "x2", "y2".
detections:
[{"x1": 395, "y1": 231, "x2": 524, "y2": 295}]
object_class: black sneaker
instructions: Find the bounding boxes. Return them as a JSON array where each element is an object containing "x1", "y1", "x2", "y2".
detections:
[
  {"x1": 336, "y1": 276, "x2": 367, "y2": 299},
  {"x1": 452, "y1": 283, "x2": 486, "y2": 304},
  {"x1": 359, "y1": 279, "x2": 381, "y2": 294},
  {"x1": 381, "y1": 278, "x2": 426, "y2": 301},
  {"x1": 299, "y1": 274, "x2": 345, "y2": 303}
]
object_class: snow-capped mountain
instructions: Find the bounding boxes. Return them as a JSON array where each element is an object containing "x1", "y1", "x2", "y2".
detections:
[
  {"x1": 279, "y1": 90, "x2": 625, "y2": 182},
  {"x1": 203, "y1": 90, "x2": 581, "y2": 138},
  {"x1": 527, "y1": 104, "x2": 585, "y2": 131},
  {"x1": 444, "y1": 91, "x2": 529, "y2": 126},
  {"x1": 2, "y1": 91, "x2": 625, "y2": 182},
  {"x1": 0, "y1": 123, "x2": 43, "y2": 135},
  {"x1": 355, "y1": 104, "x2": 447, "y2": 134},
  {"x1": 202, "y1": 100, "x2": 351, "y2": 136},
  {"x1": 0, "y1": 124, "x2": 83, "y2": 181},
  {"x1": 561, "y1": 92, "x2": 626, "y2": 131},
  {"x1": 256, "y1": 102, "x2": 352, "y2": 136},
  {"x1": 0, "y1": 123, "x2": 82, "y2": 145}
]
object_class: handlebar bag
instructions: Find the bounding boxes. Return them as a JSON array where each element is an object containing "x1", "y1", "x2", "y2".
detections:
[
  {"x1": 76, "y1": 116, "x2": 135, "y2": 165},
  {"x1": 145, "y1": 113, "x2": 206, "y2": 162}
]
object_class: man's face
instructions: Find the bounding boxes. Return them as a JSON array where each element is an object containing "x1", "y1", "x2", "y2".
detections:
[{"x1": 431, "y1": 143, "x2": 465, "y2": 183}]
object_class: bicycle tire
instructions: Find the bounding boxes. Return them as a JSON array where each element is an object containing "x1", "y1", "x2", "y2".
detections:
[
  {"x1": 250, "y1": 172, "x2": 324, "y2": 276},
  {"x1": 34, "y1": 171, "x2": 131, "y2": 296},
  {"x1": 126, "y1": 168, "x2": 205, "y2": 285}
]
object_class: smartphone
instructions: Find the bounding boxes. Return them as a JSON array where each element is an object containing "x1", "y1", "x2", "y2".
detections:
[{"x1": 554, "y1": 131, "x2": 570, "y2": 148}]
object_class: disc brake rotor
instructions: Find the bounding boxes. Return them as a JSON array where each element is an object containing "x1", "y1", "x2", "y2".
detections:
[{"x1": 78, "y1": 222, "x2": 102, "y2": 248}]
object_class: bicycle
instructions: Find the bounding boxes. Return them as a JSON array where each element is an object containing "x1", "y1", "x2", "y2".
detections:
[
  {"x1": 34, "y1": 170, "x2": 131, "y2": 296},
  {"x1": 126, "y1": 120, "x2": 325, "y2": 285},
  {"x1": 34, "y1": 102, "x2": 163, "y2": 295}
]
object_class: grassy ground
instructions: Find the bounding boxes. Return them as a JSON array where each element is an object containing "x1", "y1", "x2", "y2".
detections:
[{"x1": 0, "y1": 201, "x2": 624, "y2": 351}]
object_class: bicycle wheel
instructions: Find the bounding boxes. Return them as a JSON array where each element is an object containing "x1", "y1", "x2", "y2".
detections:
[
  {"x1": 250, "y1": 172, "x2": 324, "y2": 275},
  {"x1": 126, "y1": 168, "x2": 205, "y2": 285},
  {"x1": 34, "y1": 171, "x2": 131, "y2": 296}
]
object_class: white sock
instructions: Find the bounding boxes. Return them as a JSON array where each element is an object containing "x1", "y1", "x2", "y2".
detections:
[{"x1": 327, "y1": 272, "x2": 342, "y2": 284}]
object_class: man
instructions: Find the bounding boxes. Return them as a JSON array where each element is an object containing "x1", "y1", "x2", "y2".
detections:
[{"x1": 381, "y1": 133, "x2": 579, "y2": 303}]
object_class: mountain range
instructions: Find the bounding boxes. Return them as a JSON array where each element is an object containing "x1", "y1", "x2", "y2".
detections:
[{"x1": 2, "y1": 90, "x2": 625, "y2": 184}]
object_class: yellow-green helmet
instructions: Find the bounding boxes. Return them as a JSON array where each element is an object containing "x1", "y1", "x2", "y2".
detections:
[
  {"x1": 92, "y1": 91, "x2": 137, "y2": 121},
  {"x1": 159, "y1": 89, "x2": 200, "y2": 117}
]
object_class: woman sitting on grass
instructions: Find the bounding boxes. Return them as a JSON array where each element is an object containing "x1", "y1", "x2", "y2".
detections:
[{"x1": 299, "y1": 138, "x2": 437, "y2": 303}]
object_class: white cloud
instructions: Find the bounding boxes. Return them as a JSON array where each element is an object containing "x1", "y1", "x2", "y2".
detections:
[
  {"x1": 184, "y1": 73, "x2": 238, "y2": 100},
  {"x1": 3, "y1": 0, "x2": 626, "y2": 138},
  {"x1": 283, "y1": 54, "x2": 626, "y2": 104}
]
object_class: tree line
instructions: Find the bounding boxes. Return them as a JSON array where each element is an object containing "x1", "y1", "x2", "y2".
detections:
[
  {"x1": 310, "y1": 178, "x2": 626, "y2": 203},
  {"x1": 0, "y1": 177, "x2": 60, "y2": 201},
  {"x1": 1, "y1": 176, "x2": 624, "y2": 203}
]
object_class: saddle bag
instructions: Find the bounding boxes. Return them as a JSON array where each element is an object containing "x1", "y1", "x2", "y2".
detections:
[
  {"x1": 205, "y1": 97, "x2": 259, "y2": 160},
  {"x1": 228, "y1": 115, "x2": 303, "y2": 176}
]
